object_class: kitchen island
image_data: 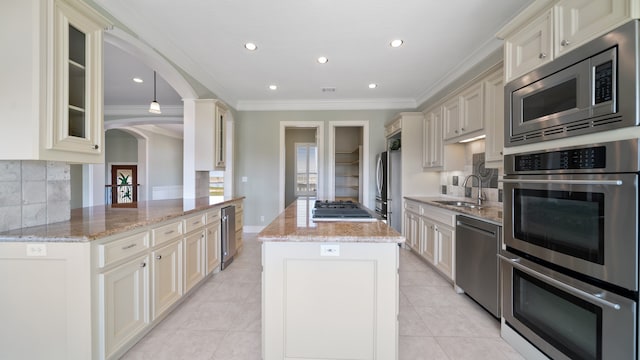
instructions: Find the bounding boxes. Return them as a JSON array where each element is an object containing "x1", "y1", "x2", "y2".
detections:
[
  {"x1": 259, "y1": 198, "x2": 404, "y2": 360},
  {"x1": 0, "y1": 196, "x2": 243, "y2": 360}
]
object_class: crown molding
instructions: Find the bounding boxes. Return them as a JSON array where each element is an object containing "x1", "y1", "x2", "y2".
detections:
[{"x1": 235, "y1": 98, "x2": 416, "y2": 111}]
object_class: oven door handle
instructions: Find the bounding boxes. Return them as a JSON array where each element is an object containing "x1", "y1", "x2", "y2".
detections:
[
  {"x1": 498, "y1": 254, "x2": 622, "y2": 310},
  {"x1": 500, "y1": 179, "x2": 623, "y2": 186}
]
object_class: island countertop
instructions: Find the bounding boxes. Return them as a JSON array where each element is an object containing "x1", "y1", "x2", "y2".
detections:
[
  {"x1": 258, "y1": 198, "x2": 404, "y2": 243},
  {"x1": 0, "y1": 196, "x2": 244, "y2": 242}
]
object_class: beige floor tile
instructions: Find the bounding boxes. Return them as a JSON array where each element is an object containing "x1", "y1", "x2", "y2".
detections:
[
  {"x1": 399, "y1": 305, "x2": 433, "y2": 337},
  {"x1": 211, "y1": 331, "x2": 262, "y2": 360},
  {"x1": 399, "y1": 336, "x2": 449, "y2": 360},
  {"x1": 436, "y1": 336, "x2": 526, "y2": 360},
  {"x1": 399, "y1": 269, "x2": 452, "y2": 287}
]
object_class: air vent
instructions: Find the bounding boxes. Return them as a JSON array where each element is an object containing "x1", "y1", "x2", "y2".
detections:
[
  {"x1": 544, "y1": 128, "x2": 565, "y2": 136},
  {"x1": 322, "y1": 87, "x2": 336, "y2": 92},
  {"x1": 593, "y1": 117, "x2": 622, "y2": 127}
]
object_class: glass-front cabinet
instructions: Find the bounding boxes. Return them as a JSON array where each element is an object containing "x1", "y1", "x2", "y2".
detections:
[
  {"x1": 50, "y1": 0, "x2": 106, "y2": 157},
  {"x1": 0, "y1": 0, "x2": 109, "y2": 163}
]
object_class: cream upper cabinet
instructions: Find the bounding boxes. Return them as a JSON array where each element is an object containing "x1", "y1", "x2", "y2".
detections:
[
  {"x1": 554, "y1": 0, "x2": 630, "y2": 57},
  {"x1": 483, "y1": 68, "x2": 505, "y2": 166},
  {"x1": 443, "y1": 82, "x2": 484, "y2": 142},
  {"x1": 194, "y1": 99, "x2": 228, "y2": 171},
  {"x1": 0, "y1": 0, "x2": 109, "y2": 163},
  {"x1": 384, "y1": 117, "x2": 402, "y2": 138},
  {"x1": 504, "y1": 9, "x2": 553, "y2": 82},
  {"x1": 500, "y1": 0, "x2": 635, "y2": 83}
]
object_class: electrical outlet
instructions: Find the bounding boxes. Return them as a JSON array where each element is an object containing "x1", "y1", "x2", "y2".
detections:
[
  {"x1": 260, "y1": 215, "x2": 265, "y2": 222},
  {"x1": 320, "y1": 244, "x2": 340, "y2": 257},
  {"x1": 26, "y1": 244, "x2": 47, "y2": 257},
  {"x1": 242, "y1": 176, "x2": 248, "y2": 183}
]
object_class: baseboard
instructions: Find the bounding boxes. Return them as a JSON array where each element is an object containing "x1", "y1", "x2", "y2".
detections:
[{"x1": 243, "y1": 225, "x2": 265, "y2": 233}]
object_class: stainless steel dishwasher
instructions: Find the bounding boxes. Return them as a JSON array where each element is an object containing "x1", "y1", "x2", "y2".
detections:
[{"x1": 455, "y1": 215, "x2": 501, "y2": 318}]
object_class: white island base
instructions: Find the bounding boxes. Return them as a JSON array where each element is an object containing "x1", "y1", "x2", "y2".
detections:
[{"x1": 261, "y1": 241, "x2": 399, "y2": 360}]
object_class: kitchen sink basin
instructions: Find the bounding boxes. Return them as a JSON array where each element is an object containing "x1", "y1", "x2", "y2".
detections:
[{"x1": 434, "y1": 200, "x2": 483, "y2": 209}]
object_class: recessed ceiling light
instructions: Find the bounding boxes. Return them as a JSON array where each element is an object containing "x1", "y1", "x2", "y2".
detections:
[
  {"x1": 368, "y1": 83, "x2": 377, "y2": 89},
  {"x1": 269, "y1": 85, "x2": 277, "y2": 90},
  {"x1": 317, "y1": 56, "x2": 329, "y2": 64},
  {"x1": 245, "y1": 42, "x2": 257, "y2": 51},
  {"x1": 390, "y1": 39, "x2": 404, "y2": 48},
  {"x1": 132, "y1": 77, "x2": 143, "y2": 83}
]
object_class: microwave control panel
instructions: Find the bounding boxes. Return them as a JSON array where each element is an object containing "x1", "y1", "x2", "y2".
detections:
[{"x1": 515, "y1": 146, "x2": 606, "y2": 171}]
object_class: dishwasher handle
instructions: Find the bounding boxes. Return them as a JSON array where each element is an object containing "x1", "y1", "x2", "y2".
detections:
[{"x1": 456, "y1": 221, "x2": 497, "y2": 237}]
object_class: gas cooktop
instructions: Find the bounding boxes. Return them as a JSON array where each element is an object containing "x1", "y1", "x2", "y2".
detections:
[{"x1": 312, "y1": 200, "x2": 376, "y2": 222}]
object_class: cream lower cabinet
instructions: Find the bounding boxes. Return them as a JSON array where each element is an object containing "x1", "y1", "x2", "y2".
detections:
[
  {"x1": 152, "y1": 239, "x2": 183, "y2": 320},
  {"x1": 99, "y1": 254, "x2": 150, "y2": 360},
  {"x1": 235, "y1": 201, "x2": 244, "y2": 252},
  {"x1": 404, "y1": 201, "x2": 457, "y2": 282}
]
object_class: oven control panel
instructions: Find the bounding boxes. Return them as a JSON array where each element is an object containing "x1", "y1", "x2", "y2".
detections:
[{"x1": 515, "y1": 146, "x2": 606, "y2": 171}]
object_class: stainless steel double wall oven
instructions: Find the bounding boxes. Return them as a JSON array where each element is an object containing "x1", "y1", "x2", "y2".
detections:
[{"x1": 501, "y1": 19, "x2": 640, "y2": 360}]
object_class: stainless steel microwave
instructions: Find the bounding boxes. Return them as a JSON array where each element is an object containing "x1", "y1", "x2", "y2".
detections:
[{"x1": 505, "y1": 20, "x2": 640, "y2": 146}]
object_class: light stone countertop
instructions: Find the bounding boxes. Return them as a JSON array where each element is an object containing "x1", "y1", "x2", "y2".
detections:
[
  {"x1": 404, "y1": 196, "x2": 503, "y2": 226},
  {"x1": 0, "y1": 196, "x2": 244, "y2": 242},
  {"x1": 258, "y1": 198, "x2": 404, "y2": 243}
]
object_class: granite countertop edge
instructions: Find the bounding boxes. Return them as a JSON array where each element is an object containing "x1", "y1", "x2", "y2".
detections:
[{"x1": 0, "y1": 196, "x2": 245, "y2": 243}]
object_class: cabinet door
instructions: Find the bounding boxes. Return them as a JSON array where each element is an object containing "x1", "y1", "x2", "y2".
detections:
[
  {"x1": 422, "y1": 110, "x2": 444, "y2": 169},
  {"x1": 100, "y1": 255, "x2": 149, "y2": 359},
  {"x1": 555, "y1": 0, "x2": 629, "y2": 58},
  {"x1": 206, "y1": 222, "x2": 221, "y2": 275},
  {"x1": 483, "y1": 69, "x2": 505, "y2": 164},
  {"x1": 504, "y1": 9, "x2": 553, "y2": 82},
  {"x1": 460, "y1": 82, "x2": 484, "y2": 136},
  {"x1": 51, "y1": 0, "x2": 104, "y2": 155},
  {"x1": 442, "y1": 96, "x2": 462, "y2": 140},
  {"x1": 419, "y1": 217, "x2": 436, "y2": 264},
  {"x1": 235, "y1": 206, "x2": 244, "y2": 252},
  {"x1": 435, "y1": 225, "x2": 455, "y2": 281},
  {"x1": 214, "y1": 102, "x2": 227, "y2": 170},
  {"x1": 184, "y1": 230, "x2": 206, "y2": 293},
  {"x1": 404, "y1": 211, "x2": 419, "y2": 251},
  {"x1": 152, "y1": 239, "x2": 182, "y2": 320}
]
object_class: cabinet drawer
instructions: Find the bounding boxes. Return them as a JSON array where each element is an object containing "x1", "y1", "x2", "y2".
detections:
[
  {"x1": 98, "y1": 231, "x2": 149, "y2": 268},
  {"x1": 183, "y1": 213, "x2": 206, "y2": 233},
  {"x1": 152, "y1": 220, "x2": 183, "y2": 247},
  {"x1": 421, "y1": 205, "x2": 456, "y2": 227},
  {"x1": 404, "y1": 201, "x2": 422, "y2": 215},
  {"x1": 234, "y1": 201, "x2": 243, "y2": 213},
  {"x1": 206, "y1": 209, "x2": 221, "y2": 224}
]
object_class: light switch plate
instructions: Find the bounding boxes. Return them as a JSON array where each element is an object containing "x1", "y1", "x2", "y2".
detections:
[{"x1": 320, "y1": 244, "x2": 340, "y2": 256}]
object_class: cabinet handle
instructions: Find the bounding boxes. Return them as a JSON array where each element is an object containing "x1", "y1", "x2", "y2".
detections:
[
  {"x1": 454, "y1": 130, "x2": 458, "y2": 134},
  {"x1": 122, "y1": 243, "x2": 136, "y2": 250},
  {"x1": 461, "y1": 127, "x2": 465, "y2": 131},
  {"x1": 561, "y1": 39, "x2": 571, "y2": 47},
  {"x1": 140, "y1": 262, "x2": 147, "y2": 268},
  {"x1": 538, "y1": 53, "x2": 547, "y2": 59},
  {"x1": 500, "y1": 151, "x2": 503, "y2": 155},
  {"x1": 92, "y1": 144, "x2": 99, "y2": 150},
  {"x1": 156, "y1": 255, "x2": 162, "y2": 260},
  {"x1": 164, "y1": 230, "x2": 175, "y2": 235}
]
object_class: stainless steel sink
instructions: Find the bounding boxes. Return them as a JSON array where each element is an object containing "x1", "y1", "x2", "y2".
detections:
[{"x1": 434, "y1": 200, "x2": 483, "y2": 209}]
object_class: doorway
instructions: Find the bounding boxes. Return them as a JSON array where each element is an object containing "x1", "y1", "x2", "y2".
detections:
[
  {"x1": 328, "y1": 121, "x2": 370, "y2": 207},
  {"x1": 279, "y1": 121, "x2": 324, "y2": 212}
]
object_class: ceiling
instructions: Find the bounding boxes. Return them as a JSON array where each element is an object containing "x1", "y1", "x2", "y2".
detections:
[{"x1": 95, "y1": 0, "x2": 533, "y2": 111}]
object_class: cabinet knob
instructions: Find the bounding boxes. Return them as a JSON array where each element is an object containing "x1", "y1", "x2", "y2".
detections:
[
  {"x1": 156, "y1": 255, "x2": 162, "y2": 260},
  {"x1": 140, "y1": 262, "x2": 147, "y2": 268},
  {"x1": 500, "y1": 151, "x2": 503, "y2": 155},
  {"x1": 561, "y1": 40, "x2": 571, "y2": 47},
  {"x1": 539, "y1": 53, "x2": 547, "y2": 59},
  {"x1": 454, "y1": 130, "x2": 458, "y2": 134},
  {"x1": 92, "y1": 144, "x2": 99, "y2": 150},
  {"x1": 461, "y1": 127, "x2": 465, "y2": 131}
]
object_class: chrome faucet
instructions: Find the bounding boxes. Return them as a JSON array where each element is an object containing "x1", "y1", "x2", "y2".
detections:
[{"x1": 462, "y1": 174, "x2": 485, "y2": 206}]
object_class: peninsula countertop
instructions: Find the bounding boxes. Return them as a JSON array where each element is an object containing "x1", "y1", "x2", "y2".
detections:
[
  {"x1": 0, "y1": 196, "x2": 245, "y2": 242},
  {"x1": 258, "y1": 198, "x2": 404, "y2": 243}
]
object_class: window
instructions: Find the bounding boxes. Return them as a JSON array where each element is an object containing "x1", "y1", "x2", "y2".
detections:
[
  {"x1": 295, "y1": 143, "x2": 318, "y2": 196},
  {"x1": 209, "y1": 170, "x2": 224, "y2": 197}
]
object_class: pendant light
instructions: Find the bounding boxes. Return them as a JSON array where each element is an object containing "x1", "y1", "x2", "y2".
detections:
[{"x1": 148, "y1": 71, "x2": 161, "y2": 114}]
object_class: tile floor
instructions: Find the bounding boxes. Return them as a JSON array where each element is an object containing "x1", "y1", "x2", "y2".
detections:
[{"x1": 122, "y1": 233, "x2": 524, "y2": 360}]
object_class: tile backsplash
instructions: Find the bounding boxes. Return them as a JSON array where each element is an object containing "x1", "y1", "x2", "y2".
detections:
[
  {"x1": 439, "y1": 141, "x2": 503, "y2": 205},
  {"x1": 0, "y1": 161, "x2": 70, "y2": 232}
]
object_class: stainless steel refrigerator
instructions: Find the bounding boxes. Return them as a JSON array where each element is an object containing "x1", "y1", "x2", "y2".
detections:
[
  {"x1": 387, "y1": 149, "x2": 402, "y2": 233},
  {"x1": 375, "y1": 151, "x2": 388, "y2": 221},
  {"x1": 221, "y1": 205, "x2": 236, "y2": 270}
]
